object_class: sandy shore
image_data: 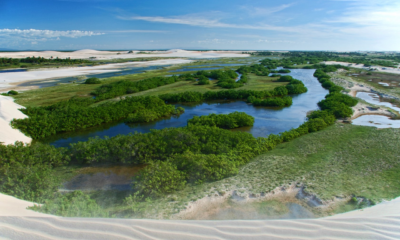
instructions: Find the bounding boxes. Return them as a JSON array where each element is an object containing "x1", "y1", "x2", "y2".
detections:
[
  {"x1": 0, "y1": 95, "x2": 31, "y2": 145},
  {"x1": 0, "y1": 59, "x2": 193, "y2": 92},
  {"x1": 351, "y1": 102, "x2": 396, "y2": 120},
  {"x1": 0, "y1": 49, "x2": 249, "y2": 60},
  {"x1": 0, "y1": 192, "x2": 399, "y2": 239},
  {"x1": 324, "y1": 61, "x2": 400, "y2": 75}
]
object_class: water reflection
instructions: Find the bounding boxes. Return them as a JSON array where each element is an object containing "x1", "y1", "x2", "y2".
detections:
[
  {"x1": 352, "y1": 115, "x2": 400, "y2": 128},
  {"x1": 356, "y1": 92, "x2": 400, "y2": 112}
]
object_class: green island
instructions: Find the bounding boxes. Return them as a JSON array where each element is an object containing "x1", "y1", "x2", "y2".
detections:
[{"x1": 1, "y1": 52, "x2": 400, "y2": 220}]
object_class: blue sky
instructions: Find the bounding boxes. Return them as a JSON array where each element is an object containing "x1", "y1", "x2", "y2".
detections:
[{"x1": 0, "y1": 0, "x2": 399, "y2": 51}]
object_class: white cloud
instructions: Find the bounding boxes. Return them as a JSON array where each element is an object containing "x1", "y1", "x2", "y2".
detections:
[
  {"x1": 0, "y1": 29, "x2": 104, "y2": 43},
  {"x1": 325, "y1": 0, "x2": 400, "y2": 40},
  {"x1": 118, "y1": 14, "x2": 303, "y2": 33},
  {"x1": 242, "y1": 3, "x2": 295, "y2": 16},
  {"x1": 105, "y1": 30, "x2": 167, "y2": 33}
]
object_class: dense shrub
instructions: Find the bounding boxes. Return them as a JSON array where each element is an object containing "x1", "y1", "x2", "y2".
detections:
[
  {"x1": 92, "y1": 76, "x2": 181, "y2": 101},
  {"x1": 34, "y1": 191, "x2": 109, "y2": 217},
  {"x1": 313, "y1": 69, "x2": 357, "y2": 119},
  {"x1": 0, "y1": 142, "x2": 69, "y2": 202},
  {"x1": 188, "y1": 112, "x2": 254, "y2": 129},
  {"x1": 133, "y1": 161, "x2": 187, "y2": 197},
  {"x1": 249, "y1": 96, "x2": 293, "y2": 107},
  {"x1": 7, "y1": 90, "x2": 18, "y2": 95},
  {"x1": 325, "y1": 92, "x2": 358, "y2": 107},
  {"x1": 68, "y1": 125, "x2": 272, "y2": 165},
  {"x1": 237, "y1": 64, "x2": 270, "y2": 76},
  {"x1": 277, "y1": 75, "x2": 294, "y2": 82},
  {"x1": 273, "y1": 86, "x2": 289, "y2": 96},
  {"x1": 170, "y1": 152, "x2": 239, "y2": 184},
  {"x1": 197, "y1": 75, "x2": 210, "y2": 85},
  {"x1": 278, "y1": 69, "x2": 291, "y2": 73},
  {"x1": 30, "y1": 191, "x2": 109, "y2": 217},
  {"x1": 12, "y1": 96, "x2": 184, "y2": 139},
  {"x1": 84, "y1": 77, "x2": 101, "y2": 84}
]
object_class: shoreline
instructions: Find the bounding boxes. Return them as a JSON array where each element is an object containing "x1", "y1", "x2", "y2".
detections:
[
  {"x1": 172, "y1": 183, "x2": 348, "y2": 220},
  {"x1": 329, "y1": 72, "x2": 400, "y2": 122}
]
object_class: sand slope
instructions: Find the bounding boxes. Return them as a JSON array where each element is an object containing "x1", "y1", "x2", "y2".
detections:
[
  {"x1": 1, "y1": 192, "x2": 400, "y2": 239},
  {"x1": 0, "y1": 95, "x2": 31, "y2": 145}
]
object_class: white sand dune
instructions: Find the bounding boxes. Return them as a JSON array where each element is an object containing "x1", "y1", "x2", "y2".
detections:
[
  {"x1": 0, "y1": 49, "x2": 248, "y2": 60},
  {"x1": 0, "y1": 95, "x2": 31, "y2": 145},
  {"x1": 0, "y1": 59, "x2": 193, "y2": 92},
  {"x1": 1, "y1": 192, "x2": 400, "y2": 239},
  {"x1": 324, "y1": 61, "x2": 400, "y2": 75}
]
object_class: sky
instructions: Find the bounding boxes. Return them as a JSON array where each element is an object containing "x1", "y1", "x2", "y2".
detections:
[{"x1": 0, "y1": 0, "x2": 399, "y2": 51}]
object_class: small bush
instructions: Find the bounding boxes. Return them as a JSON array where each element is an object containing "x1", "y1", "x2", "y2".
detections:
[
  {"x1": 197, "y1": 75, "x2": 210, "y2": 85},
  {"x1": 133, "y1": 161, "x2": 187, "y2": 196},
  {"x1": 84, "y1": 77, "x2": 101, "y2": 84},
  {"x1": 7, "y1": 90, "x2": 18, "y2": 95},
  {"x1": 277, "y1": 75, "x2": 294, "y2": 82}
]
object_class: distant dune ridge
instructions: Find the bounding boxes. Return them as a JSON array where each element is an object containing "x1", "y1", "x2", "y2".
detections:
[
  {"x1": 0, "y1": 49, "x2": 249, "y2": 60},
  {"x1": 1, "y1": 192, "x2": 400, "y2": 239}
]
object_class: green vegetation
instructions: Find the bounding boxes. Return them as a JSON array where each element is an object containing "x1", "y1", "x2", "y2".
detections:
[
  {"x1": 314, "y1": 69, "x2": 357, "y2": 118},
  {"x1": 1, "y1": 90, "x2": 19, "y2": 96},
  {"x1": 0, "y1": 56, "x2": 178, "y2": 70},
  {"x1": 188, "y1": 112, "x2": 254, "y2": 129},
  {"x1": 0, "y1": 56, "x2": 92, "y2": 69},
  {"x1": 30, "y1": 191, "x2": 110, "y2": 217},
  {"x1": 0, "y1": 142, "x2": 68, "y2": 202},
  {"x1": 11, "y1": 96, "x2": 184, "y2": 139},
  {"x1": 197, "y1": 75, "x2": 210, "y2": 85},
  {"x1": 133, "y1": 161, "x2": 187, "y2": 196},
  {"x1": 84, "y1": 77, "x2": 101, "y2": 84},
  {"x1": 92, "y1": 75, "x2": 183, "y2": 101},
  {"x1": 248, "y1": 96, "x2": 292, "y2": 107},
  {"x1": 91, "y1": 69, "x2": 242, "y2": 101}
]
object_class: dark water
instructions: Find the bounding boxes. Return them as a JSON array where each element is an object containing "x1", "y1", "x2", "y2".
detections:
[
  {"x1": 0, "y1": 69, "x2": 28, "y2": 73},
  {"x1": 43, "y1": 69, "x2": 328, "y2": 148},
  {"x1": 62, "y1": 165, "x2": 144, "y2": 191},
  {"x1": 16, "y1": 65, "x2": 170, "y2": 89}
]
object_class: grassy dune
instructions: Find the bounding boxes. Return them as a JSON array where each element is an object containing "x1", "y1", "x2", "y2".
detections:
[{"x1": 112, "y1": 123, "x2": 400, "y2": 218}]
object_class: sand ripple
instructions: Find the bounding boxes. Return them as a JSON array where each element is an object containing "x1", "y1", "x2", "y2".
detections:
[{"x1": 0, "y1": 216, "x2": 399, "y2": 239}]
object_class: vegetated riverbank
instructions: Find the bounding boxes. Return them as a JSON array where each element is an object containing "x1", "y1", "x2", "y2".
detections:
[{"x1": 328, "y1": 69, "x2": 400, "y2": 127}]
